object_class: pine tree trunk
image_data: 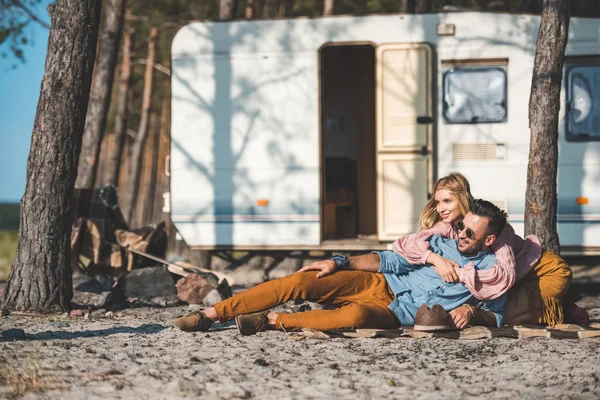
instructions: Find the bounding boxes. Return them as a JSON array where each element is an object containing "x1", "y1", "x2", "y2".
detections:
[
  {"x1": 219, "y1": 0, "x2": 238, "y2": 19},
  {"x1": 278, "y1": 0, "x2": 294, "y2": 17},
  {"x1": 76, "y1": 0, "x2": 126, "y2": 190},
  {"x1": 245, "y1": 0, "x2": 255, "y2": 19},
  {"x1": 3, "y1": 0, "x2": 101, "y2": 312},
  {"x1": 525, "y1": 0, "x2": 570, "y2": 255},
  {"x1": 108, "y1": 26, "x2": 133, "y2": 186},
  {"x1": 417, "y1": 0, "x2": 430, "y2": 13},
  {"x1": 125, "y1": 27, "x2": 157, "y2": 225},
  {"x1": 323, "y1": 0, "x2": 335, "y2": 15}
]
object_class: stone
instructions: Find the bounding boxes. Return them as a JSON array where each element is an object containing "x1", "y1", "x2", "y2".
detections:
[
  {"x1": 72, "y1": 275, "x2": 113, "y2": 308},
  {"x1": 122, "y1": 266, "x2": 179, "y2": 306},
  {"x1": 1, "y1": 328, "x2": 25, "y2": 339},
  {"x1": 176, "y1": 272, "x2": 232, "y2": 305}
]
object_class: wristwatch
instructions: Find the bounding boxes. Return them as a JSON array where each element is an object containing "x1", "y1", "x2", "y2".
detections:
[{"x1": 329, "y1": 255, "x2": 350, "y2": 271}]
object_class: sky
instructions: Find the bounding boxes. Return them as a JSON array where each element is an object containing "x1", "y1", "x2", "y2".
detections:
[{"x1": 0, "y1": 1, "x2": 53, "y2": 203}]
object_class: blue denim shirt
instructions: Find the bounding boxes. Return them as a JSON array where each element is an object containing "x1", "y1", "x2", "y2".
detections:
[{"x1": 376, "y1": 235, "x2": 506, "y2": 327}]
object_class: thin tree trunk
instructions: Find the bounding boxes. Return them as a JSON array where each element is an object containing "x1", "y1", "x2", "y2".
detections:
[
  {"x1": 263, "y1": 0, "x2": 276, "y2": 18},
  {"x1": 219, "y1": 0, "x2": 238, "y2": 19},
  {"x1": 75, "y1": 0, "x2": 126, "y2": 190},
  {"x1": 417, "y1": 0, "x2": 430, "y2": 13},
  {"x1": 245, "y1": 0, "x2": 255, "y2": 19},
  {"x1": 143, "y1": 112, "x2": 160, "y2": 225},
  {"x1": 125, "y1": 27, "x2": 157, "y2": 225},
  {"x1": 3, "y1": 0, "x2": 101, "y2": 312},
  {"x1": 108, "y1": 26, "x2": 133, "y2": 187},
  {"x1": 525, "y1": 0, "x2": 570, "y2": 255},
  {"x1": 278, "y1": 0, "x2": 294, "y2": 17},
  {"x1": 323, "y1": 0, "x2": 334, "y2": 15}
]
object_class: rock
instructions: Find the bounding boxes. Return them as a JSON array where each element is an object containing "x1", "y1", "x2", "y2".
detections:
[
  {"x1": 1, "y1": 328, "x2": 25, "y2": 339},
  {"x1": 203, "y1": 289, "x2": 223, "y2": 307},
  {"x1": 70, "y1": 309, "x2": 85, "y2": 317},
  {"x1": 72, "y1": 275, "x2": 113, "y2": 308},
  {"x1": 176, "y1": 272, "x2": 232, "y2": 305},
  {"x1": 122, "y1": 266, "x2": 179, "y2": 306}
]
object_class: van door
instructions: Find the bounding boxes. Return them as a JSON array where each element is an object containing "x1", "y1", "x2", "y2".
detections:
[{"x1": 376, "y1": 43, "x2": 433, "y2": 241}]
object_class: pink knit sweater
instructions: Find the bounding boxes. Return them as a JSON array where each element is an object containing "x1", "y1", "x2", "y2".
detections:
[{"x1": 391, "y1": 221, "x2": 542, "y2": 300}]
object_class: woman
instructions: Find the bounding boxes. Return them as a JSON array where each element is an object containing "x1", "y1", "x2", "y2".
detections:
[{"x1": 394, "y1": 172, "x2": 576, "y2": 326}]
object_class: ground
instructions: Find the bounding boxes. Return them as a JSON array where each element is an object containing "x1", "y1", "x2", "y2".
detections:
[{"x1": 0, "y1": 262, "x2": 599, "y2": 399}]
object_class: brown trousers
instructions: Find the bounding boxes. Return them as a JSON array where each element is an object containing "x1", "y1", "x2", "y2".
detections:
[
  {"x1": 213, "y1": 270, "x2": 400, "y2": 331},
  {"x1": 504, "y1": 250, "x2": 572, "y2": 326}
]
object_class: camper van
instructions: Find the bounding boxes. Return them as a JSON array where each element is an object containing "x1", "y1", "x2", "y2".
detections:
[{"x1": 169, "y1": 12, "x2": 600, "y2": 255}]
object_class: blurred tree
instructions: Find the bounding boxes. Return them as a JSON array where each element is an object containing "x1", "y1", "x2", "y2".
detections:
[
  {"x1": 525, "y1": 0, "x2": 570, "y2": 254},
  {"x1": 323, "y1": 0, "x2": 334, "y2": 15},
  {"x1": 0, "y1": 0, "x2": 50, "y2": 67},
  {"x1": 3, "y1": 0, "x2": 101, "y2": 312},
  {"x1": 76, "y1": 0, "x2": 127, "y2": 191}
]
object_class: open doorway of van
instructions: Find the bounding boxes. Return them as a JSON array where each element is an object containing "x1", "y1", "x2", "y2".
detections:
[{"x1": 320, "y1": 44, "x2": 377, "y2": 242}]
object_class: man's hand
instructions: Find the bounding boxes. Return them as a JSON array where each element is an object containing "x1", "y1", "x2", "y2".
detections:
[
  {"x1": 297, "y1": 259, "x2": 336, "y2": 278},
  {"x1": 428, "y1": 253, "x2": 460, "y2": 283},
  {"x1": 449, "y1": 305, "x2": 473, "y2": 329}
]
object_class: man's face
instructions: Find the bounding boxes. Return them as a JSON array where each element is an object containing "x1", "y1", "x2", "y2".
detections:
[{"x1": 456, "y1": 212, "x2": 494, "y2": 256}]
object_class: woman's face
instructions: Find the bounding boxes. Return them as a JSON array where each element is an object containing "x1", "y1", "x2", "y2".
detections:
[{"x1": 435, "y1": 189, "x2": 462, "y2": 223}]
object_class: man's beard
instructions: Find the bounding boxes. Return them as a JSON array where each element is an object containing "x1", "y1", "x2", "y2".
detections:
[{"x1": 458, "y1": 239, "x2": 484, "y2": 257}]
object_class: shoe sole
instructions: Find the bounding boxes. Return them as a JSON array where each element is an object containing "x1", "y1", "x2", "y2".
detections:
[{"x1": 413, "y1": 324, "x2": 452, "y2": 332}]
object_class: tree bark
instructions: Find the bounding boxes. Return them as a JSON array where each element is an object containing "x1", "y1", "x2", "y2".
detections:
[
  {"x1": 245, "y1": 0, "x2": 255, "y2": 19},
  {"x1": 3, "y1": 0, "x2": 101, "y2": 312},
  {"x1": 107, "y1": 25, "x2": 133, "y2": 187},
  {"x1": 124, "y1": 26, "x2": 157, "y2": 225},
  {"x1": 323, "y1": 0, "x2": 334, "y2": 15},
  {"x1": 219, "y1": 0, "x2": 238, "y2": 19},
  {"x1": 417, "y1": 0, "x2": 430, "y2": 13},
  {"x1": 75, "y1": 0, "x2": 126, "y2": 190},
  {"x1": 525, "y1": 0, "x2": 570, "y2": 255},
  {"x1": 278, "y1": 0, "x2": 294, "y2": 17}
]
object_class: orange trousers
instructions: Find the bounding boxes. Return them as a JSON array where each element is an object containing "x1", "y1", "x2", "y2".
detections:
[{"x1": 213, "y1": 270, "x2": 400, "y2": 331}]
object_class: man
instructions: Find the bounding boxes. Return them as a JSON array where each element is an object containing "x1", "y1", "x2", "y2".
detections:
[{"x1": 173, "y1": 199, "x2": 507, "y2": 335}]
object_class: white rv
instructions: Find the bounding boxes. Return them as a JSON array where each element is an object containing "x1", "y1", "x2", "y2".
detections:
[{"x1": 169, "y1": 12, "x2": 600, "y2": 255}]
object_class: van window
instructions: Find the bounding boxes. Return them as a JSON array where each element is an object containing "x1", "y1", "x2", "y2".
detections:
[
  {"x1": 443, "y1": 67, "x2": 507, "y2": 124},
  {"x1": 566, "y1": 64, "x2": 600, "y2": 141}
]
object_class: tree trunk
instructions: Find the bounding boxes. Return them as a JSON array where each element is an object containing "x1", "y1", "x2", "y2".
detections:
[
  {"x1": 405, "y1": 0, "x2": 416, "y2": 13},
  {"x1": 245, "y1": 0, "x2": 255, "y2": 19},
  {"x1": 262, "y1": 0, "x2": 276, "y2": 18},
  {"x1": 107, "y1": 26, "x2": 133, "y2": 187},
  {"x1": 278, "y1": 0, "x2": 294, "y2": 17},
  {"x1": 323, "y1": 0, "x2": 334, "y2": 15},
  {"x1": 143, "y1": 112, "x2": 160, "y2": 225},
  {"x1": 525, "y1": 0, "x2": 570, "y2": 255},
  {"x1": 3, "y1": 0, "x2": 101, "y2": 312},
  {"x1": 219, "y1": 0, "x2": 238, "y2": 19},
  {"x1": 75, "y1": 0, "x2": 126, "y2": 190},
  {"x1": 417, "y1": 0, "x2": 430, "y2": 13},
  {"x1": 125, "y1": 27, "x2": 157, "y2": 225}
]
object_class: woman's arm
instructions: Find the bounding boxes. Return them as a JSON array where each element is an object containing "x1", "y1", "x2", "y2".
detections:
[
  {"x1": 392, "y1": 221, "x2": 452, "y2": 264},
  {"x1": 459, "y1": 224, "x2": 517, "y2": 301},
  {"x1": 393, "y1": 221, "x2": 461, "y2": 282}
]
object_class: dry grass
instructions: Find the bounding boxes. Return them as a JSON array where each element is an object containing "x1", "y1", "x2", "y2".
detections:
[
  {"x1": 0, "y1": 230, "x2": 17, "y2": 280},
  {"x1": 0, "y1": 358, "x2": 67, "y2": 397}
]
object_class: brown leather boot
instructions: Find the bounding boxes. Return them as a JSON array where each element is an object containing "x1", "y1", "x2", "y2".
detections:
[
  {"x1": 172, "y1": 311, "x2": 215, "y2": 332},
  {"x1": 235, "y1": 311, "x2": 270, "y2": 336}
]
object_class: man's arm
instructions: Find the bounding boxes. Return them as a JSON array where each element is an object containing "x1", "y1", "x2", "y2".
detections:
[
  {"x1": 449, "y1": 304, "x2": 499, "y2": 328},
  {"x1": 296, "y1": 254, "x2": 380, "y2": 278}
]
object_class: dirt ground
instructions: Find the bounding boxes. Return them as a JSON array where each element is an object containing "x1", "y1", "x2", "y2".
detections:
[{"x1": 0, "y1": 261, "x2": 599, "y2": 399}]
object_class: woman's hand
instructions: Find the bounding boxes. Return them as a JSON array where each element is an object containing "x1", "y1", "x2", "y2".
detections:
[
  {"x1": 297, "y1": 259, "x2": 336, "y2": 278},
  {"x1": 428, "y1": 253, "x2": 460, "y2": 283}
]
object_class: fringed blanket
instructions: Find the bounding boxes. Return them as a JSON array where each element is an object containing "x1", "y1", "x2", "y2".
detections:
[{"x1": 290, "y1": 323, "x2": 600, "y2": 340}]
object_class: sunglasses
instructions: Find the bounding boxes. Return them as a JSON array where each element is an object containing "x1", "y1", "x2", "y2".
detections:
[{"x1": 456, "y1": 221, "x2": 478, "y2": 240}]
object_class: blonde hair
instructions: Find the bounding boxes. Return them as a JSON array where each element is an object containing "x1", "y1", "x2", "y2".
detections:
[{"x1": 419, "y1": 172, "x2": 474, "y2": 229}]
